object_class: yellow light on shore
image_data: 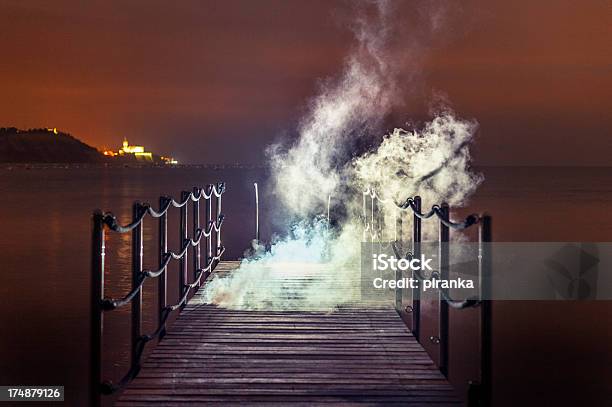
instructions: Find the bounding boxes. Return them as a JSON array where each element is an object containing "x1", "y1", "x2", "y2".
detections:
[{"x1": 102, "y1": 137, "x2": 174, "y2": 163}]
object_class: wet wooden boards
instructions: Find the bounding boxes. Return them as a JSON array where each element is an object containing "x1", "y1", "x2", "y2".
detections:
[{"x1": 116, "y1": 262, "x2": 460, "y2": 406}]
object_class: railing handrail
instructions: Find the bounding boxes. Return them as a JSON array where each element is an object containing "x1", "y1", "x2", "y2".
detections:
[
  {"x1": 396, "y1": 196, "x2": 480, "y2": 229},
  {"x1": 90, "y1": 182, "x2": 226, "y2": 406},
  {"x1": 362, "y1": 188, "x2": 492, "y2": 407}
]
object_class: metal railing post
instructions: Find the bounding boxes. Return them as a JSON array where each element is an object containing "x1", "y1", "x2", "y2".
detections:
[
  {"x1": 370, "y1": 194, "x2": 375, "y2": 243},
  {"x1": 439, "y1": 203, "x2": 450, "y2": 377},
  {"x1": 158, "y1": 197, "x2": 168, "y2": 341},
  {"x1": 254, "y1": 183, "x2": 260, "y2": 242},
  {"x1": 480, "y1": 214, "x2": 492, "y2": 406},
  {"x1": 327, "y1": 194, "x2": 331, "y2": 233},
  {"x1": 90, "y1": 211, "x2": 105, "y2": 407},
  {"x1": 395, "y1": 210, "x2": 403, "y2": 311},
  {"x1": 179, "y1": 191, "x2": 189, "y2": 308},
  {"x1": 412, "y1": 196, "x2": 422, "y2": 340},
  {"x1": 193, "y1": 188, "x2": 201, "y2": 286},
  {"x1": 215, "y1": 186, "x2": 222, "y2": 261},
  {"x1": 206, "y1": 187, "x2": 212, "y2": 269},
  {"x1": 378, "y1": 199, "x2": 384, "y2": 242},
  {"x1": 131, "y1": 203, "x2": 143, "y2": 372}
]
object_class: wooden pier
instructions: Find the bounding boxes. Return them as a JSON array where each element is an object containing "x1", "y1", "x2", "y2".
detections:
[
  {"x1": 91, "y1": 188, "x2": 491, "y2": 406},
  {"x1": 116, "y1": 261, "x2": 461, "y2": 406}
]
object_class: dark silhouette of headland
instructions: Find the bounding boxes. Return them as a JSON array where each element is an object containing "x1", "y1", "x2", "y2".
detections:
[
  {"x1": 0, "y1": 127, "x2": 104, "y2": 163},
  {"x1": 0, "y1": 127, "x2": 176, "y2": 164}
]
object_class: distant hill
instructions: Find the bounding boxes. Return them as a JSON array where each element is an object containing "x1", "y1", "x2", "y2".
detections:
[{"x1": 0, "y1": 128, "x2": 104, "y2": 163}]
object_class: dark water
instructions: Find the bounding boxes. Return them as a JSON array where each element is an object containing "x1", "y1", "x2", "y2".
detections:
[
  {"x1": 444, "y1": 167, "x2": 612, "y2": 406},
  {"x1": 0, "y1": 166, "x2": 610, "y2": 406},
  {"x1": 0, "y1": 166, "x2": 271, "y2": 406}
]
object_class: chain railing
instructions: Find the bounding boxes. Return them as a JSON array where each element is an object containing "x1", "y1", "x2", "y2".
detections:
[
  {"x1": 90, "y1": 183, "x2": 225, "y2": 407},
  {"x1": 363, "y1": 189, "x2": 492, "y2": 407}
]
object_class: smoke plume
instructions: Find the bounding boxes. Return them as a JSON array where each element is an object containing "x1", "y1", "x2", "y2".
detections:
[{"x1": 201, "y1": 0, "x2": 482, "y2": 310}]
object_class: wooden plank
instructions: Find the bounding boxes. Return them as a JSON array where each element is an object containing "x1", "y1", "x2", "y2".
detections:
[{"x1": 117, "y1": 261, "x2": 460, "y2": 405}]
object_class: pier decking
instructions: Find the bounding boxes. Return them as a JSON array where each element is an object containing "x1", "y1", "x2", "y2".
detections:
[{"x1": 116, "y1": 262, "x2": 460, "y2": 406}]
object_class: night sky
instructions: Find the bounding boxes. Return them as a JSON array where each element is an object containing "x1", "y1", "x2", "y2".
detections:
[{"x1": 0, "y1": 0, "x2": 610, "y2": 165}]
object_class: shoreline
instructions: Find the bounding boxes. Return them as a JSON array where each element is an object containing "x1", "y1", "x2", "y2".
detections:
[{"x1": 0, "y1": 162, "x2": 266, "y2": 170}]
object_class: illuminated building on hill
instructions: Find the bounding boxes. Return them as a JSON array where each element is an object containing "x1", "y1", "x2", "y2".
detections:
[
  {"x1": 101, "y1": 138, "x2": 178, "y2": 164},
  {"x1": 119, "y1": 138, "x2": 152, "y2": 160}
]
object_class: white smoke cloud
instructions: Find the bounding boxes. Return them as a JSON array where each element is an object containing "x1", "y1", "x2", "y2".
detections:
[
  {"x1": 268, "y1": 0, "x2": 402, "y2": 218},
  {"x1": 201, "y1": 218, "x2": 362, "y2": 310},
  {"x1": 200, "y1": 0, "x2": 483, "y2": 310},
  {"x1": 352, "y1": 112, "x2": 482, "y2": 208},
  {"x1": 352, "y1": 111, "x2": 483, "y2": 243}
]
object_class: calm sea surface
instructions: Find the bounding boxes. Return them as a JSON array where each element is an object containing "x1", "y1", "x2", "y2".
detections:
[{"x1": 0, "y1": 166, "x2": 610, "y2": 406}]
